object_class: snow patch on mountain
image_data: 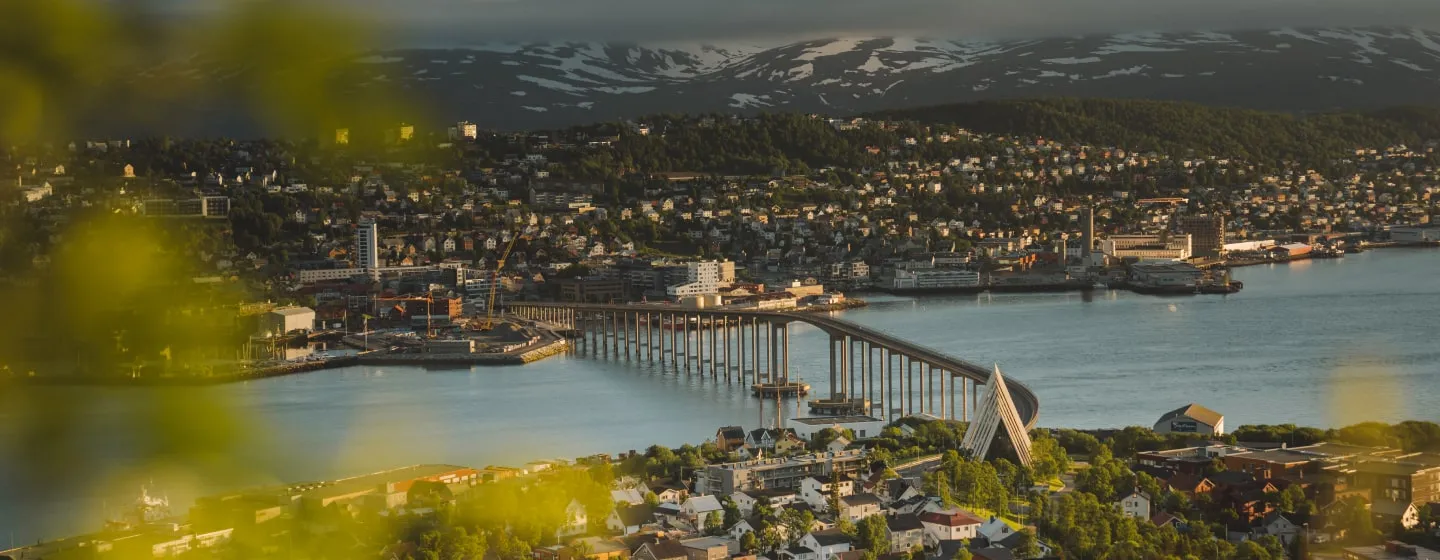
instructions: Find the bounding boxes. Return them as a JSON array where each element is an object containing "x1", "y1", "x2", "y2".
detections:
[
  {"x1": 730, "y1": 93, "x2": 772, "y2": 108},
  {"x1": 796, "y1": 38, "x2": 865, "y2": 61},
  {"x1": 1044, "y1": 57, "x2": 1102, "y2": 65}
]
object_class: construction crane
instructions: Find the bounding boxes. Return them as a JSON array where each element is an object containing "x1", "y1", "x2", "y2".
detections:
[
  {"x1": 374, "y1": 293, "x2": 438, "y2": 338},
  {"x1": 480, "y1": 234, "x2": 520, "y2": 330}
]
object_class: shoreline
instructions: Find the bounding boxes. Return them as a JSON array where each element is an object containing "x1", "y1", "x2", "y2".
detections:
[{"x1": 0, "y1": 300, "x2": 867, "y2": 388}]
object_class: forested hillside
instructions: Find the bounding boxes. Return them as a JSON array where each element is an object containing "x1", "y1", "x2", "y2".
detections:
[{"x1": 869, "y1": 99, "x2": 1440, "y2": 162}]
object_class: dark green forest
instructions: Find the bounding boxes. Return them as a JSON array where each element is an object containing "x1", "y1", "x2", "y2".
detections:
[{"x1": 869, "y1": 98, "x2": 1440, "y2": 162}]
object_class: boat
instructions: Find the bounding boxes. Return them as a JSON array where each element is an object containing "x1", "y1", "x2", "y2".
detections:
[{"x1": 1199, "y1": 281, "x2": 1244, "y2": 294}]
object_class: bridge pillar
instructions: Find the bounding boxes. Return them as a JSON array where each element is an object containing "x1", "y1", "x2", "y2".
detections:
[
  {"x1": 669, "y1": 314, "x2": 678, "y2": 365},
  {"x1": 722, "y1": 319, "x2": 731, "y2": 382},
  {"x1": 768, "y1": 322, "x2": 779, "y2": 385},
  {"x1": 827, "y1": 335, "x2": 837, "y2": 400},
  {"x1": 781, "y1": 323, "x2": 789, "y2": 383},
  {"x1": 683, "y1": 314, "x2": 692, "y2": 369},
  {"x1": 611, "y1": 312, "x2": 620, "y2": 357},
  {"x1": 709, "y1": 318, "x2": 718, "y2": 377},
  {"x1": 861, "y1": 341, "x2": 870, "y2": 413},
  {"x1": 754, "y1": 318, "x2": 766, "y2": 382},
  {"x1": 906, "y1": 359, "x2": 915, "y2": 417},
  {"x1": 961, "y1": 378, "x2": 967, "y2": 422}
]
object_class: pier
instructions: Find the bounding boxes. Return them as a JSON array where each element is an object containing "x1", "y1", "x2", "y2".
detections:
[{"x1": 508, "y1": 303, "x2": 1040, "y2": 428}]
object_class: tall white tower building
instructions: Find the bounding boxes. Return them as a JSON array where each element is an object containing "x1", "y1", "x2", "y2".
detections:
[{"x1": 357, "y1": 218, "x2": 379, "y2": 271}]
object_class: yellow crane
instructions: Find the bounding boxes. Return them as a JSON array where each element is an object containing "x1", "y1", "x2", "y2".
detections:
[{"x1": 480, "y1": 234, "x2": 520, "y2": 330}]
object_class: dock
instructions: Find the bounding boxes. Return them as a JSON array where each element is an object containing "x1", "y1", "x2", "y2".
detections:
[{"x1": 752, "y1": 381, "x2": 810, "y2": 398}]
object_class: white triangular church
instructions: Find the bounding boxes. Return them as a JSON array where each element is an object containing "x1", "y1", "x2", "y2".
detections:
[{"x1": 959, "y1": 365, "x2": 1034, "y2": 467}]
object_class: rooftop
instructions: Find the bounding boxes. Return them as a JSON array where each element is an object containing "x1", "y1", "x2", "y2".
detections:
[
  {"x1": 1288, "y1": 442, "x2": 1392, "y2": 458},
  {"x1": 1156, "y1": 403, "x2": 1224, "y2": 426},
  {"x1": 1342, "y1": 542, "x2": 1440, "y2": 560},
  {"x1": 790, "y1": 416, "x2": 885, "y2": 426},
  {"x1": 1229, "y1": 448, "x2": 1322, "y2": 466}
]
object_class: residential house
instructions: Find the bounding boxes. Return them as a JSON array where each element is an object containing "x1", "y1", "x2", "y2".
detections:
[
  {"x1": 606, "y1": 504, "x2": 656, "y2": 535},
  {"x1": 794, "y1": 529, "x2": 852, "y2": 560},
  {"x1": 1117, "y1": 490, "x2": 1152, "y2": 520},
  {"x1": 884, "y1": 514, "x2": 925, "y2": 553},
  {"x1": 1256, "y1": 511, "x2": 1302, "y2": 545},
  {"x1": 745, "y1": 428, "x2": 799, "y2": 451},
  {"x1": 680, "y1": 537, "x2": 736, "y2": 560},
  {"x1": 918, "y1": 509, "x2": 983, "y2": 546},
  {"x1": 633, "y1": 540, "x2": 690, "y2": 560},
  {"x1": 716, "y1": 426, "x2": 747, "y2": 452},
  {"x1": 800, "y1": 476, "x2": 854, "y2": 511},
  {"x1": 612, "y1": 488, "x2": 647, "y2": 506},
  {"x1": 649, "y1": 482, "x2": 687, "y2": 504},
  {"x1": 839, "y1": 494, "x2": 883, "y2": 523},
  {"x1": 728, "y1": 519, "x2": 758, "y2": 541},
  {"x1": 557, "y1": 500, "x2": 588, "y2": 538},
  {"x1": 1371, "y1": 500, "x2": 1421, "y2": 531},
  {"x1": 880, "y1": 479, "x2": 923, "y2": 504},
  {"x1": 682, "y1": 495, "x2": 724, "y2": 528}
]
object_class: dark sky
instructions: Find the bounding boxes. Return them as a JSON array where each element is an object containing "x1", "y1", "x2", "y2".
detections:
[{"x1": 154, "y1": 0, "x2": 1440, "y2": 44}]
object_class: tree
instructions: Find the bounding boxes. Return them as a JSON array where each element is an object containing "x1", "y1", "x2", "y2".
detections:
[
  {"x1": 1291, "y1": 532, "x2": 1310, "y2": 560},
  {"x1": 855, "y1": 515, "x2": 890, "y2": 560},
  {"x1": 1012, "y1": 529, "x2": 1040, "y2": 559},
  {"x1": 740, "y1": 531, "x2": 760, "y2": 554},
  {"x1": 566, "y1": 539, "x2": 594, "y2": 560},
  {"x1": 704, "y1": 510, "x2": 725, "y2": 535},
  {"x1": 643, "y1": 492, "x2": 660, "y2": 507},
  {"x1": 721, "y1": 496, "x2": 742, "y2": 528},
  {"x1": 781, "y1": 507, "x2": 816, "y2": 546},
  {"x1": 952, "y1": 548, "x2": 974, "y2": 560}
]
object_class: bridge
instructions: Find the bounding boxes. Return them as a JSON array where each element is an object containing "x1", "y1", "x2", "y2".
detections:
[{"x1": 508, "y1": 303, "x2": 1039, "y2": 429}]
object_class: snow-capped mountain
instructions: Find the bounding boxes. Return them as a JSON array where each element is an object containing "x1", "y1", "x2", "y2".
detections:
[{"x1": 154, "y1": 27, "x2": 1440, "y2": 134}]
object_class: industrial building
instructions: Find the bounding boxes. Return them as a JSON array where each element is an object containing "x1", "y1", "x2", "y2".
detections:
[
  {"x1": 1128, "y1": 262, "x2": 1204, "y2": 290},
  {"x1": 1177, "y1": 215, "x2": 1225, "y2": 258},
  {"x1": 1101, "y1": 234, "x2": 1194, "y2": 261},
  {"x1": 260, "y1": 307, "x2": 315, "y2": 336},
  {"x1": 890, "y1": 268, "x2": 982, "y2": 290},
  {"x1": 1391, "y1": 225, "x2": 1440, "y2": 244}
]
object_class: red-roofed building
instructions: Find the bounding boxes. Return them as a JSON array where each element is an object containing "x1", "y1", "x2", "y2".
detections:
[{"x1": 919, "y1": 509, "x2": 983, "y2": 545}]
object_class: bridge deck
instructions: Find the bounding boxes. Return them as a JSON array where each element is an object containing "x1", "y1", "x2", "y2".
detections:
[{"x1": 513, "y1": 303, "x2": 1039, "y2": 429}]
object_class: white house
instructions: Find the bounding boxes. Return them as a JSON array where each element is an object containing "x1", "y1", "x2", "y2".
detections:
[
  {"x1": 918, "y1": 509, "x2": 983, "y2": 545},
  {"x1": 558, "y1": 499, "x2": 588, "y2": 537},
  {"x1": 612, "y1": 488, "x2": 646, "y2": 506},
  {"x1": 1117, "y1": 490, "x2": 1152, "y2": 520},
  {"x1": 682, "y1": 495, "x2": 724, "y2": 527},
  {"x1": 839, "y1": 494, "x2": 883, "y2": 523},
  {"x1": 800, "y1": 476, "x2": 854, "y2": 511},
  {"x1": 1257, "y1": 512, "x2": 1300, "y2": 545},
  {"x1": 729, "y1": 519, "x2": 757, "y2": 541},
  {"x1": 731, "y1": 492, "x2": 757, "y2": 517},
  {"x1": 606, "y1": 504, "x2": 656, "y2": 535},
  {"x1": 648, "y1": 482, "x2": 686, "y2": 504},
  {"x1": 796, "y1": 529, "x2": 852, "y2": 560}
]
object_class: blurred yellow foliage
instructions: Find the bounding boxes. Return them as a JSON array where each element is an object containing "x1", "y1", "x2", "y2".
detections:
[{"x1": 0, "y1": 0, "x2": 411, "y2": 546}]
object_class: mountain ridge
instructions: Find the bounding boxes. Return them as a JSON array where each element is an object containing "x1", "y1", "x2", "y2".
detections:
[{"x1": 109, "y1": 27, "x2": 1440, "y2": 135}]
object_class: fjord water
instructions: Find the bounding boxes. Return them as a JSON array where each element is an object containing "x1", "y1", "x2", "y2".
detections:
[{"x1": 3, "y1": 249, "x2": 1438, "y2": 543}]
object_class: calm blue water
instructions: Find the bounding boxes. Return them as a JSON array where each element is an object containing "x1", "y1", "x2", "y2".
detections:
[{"x1": 2, "y1": 248, "x2": 1438, "y2": 544}]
